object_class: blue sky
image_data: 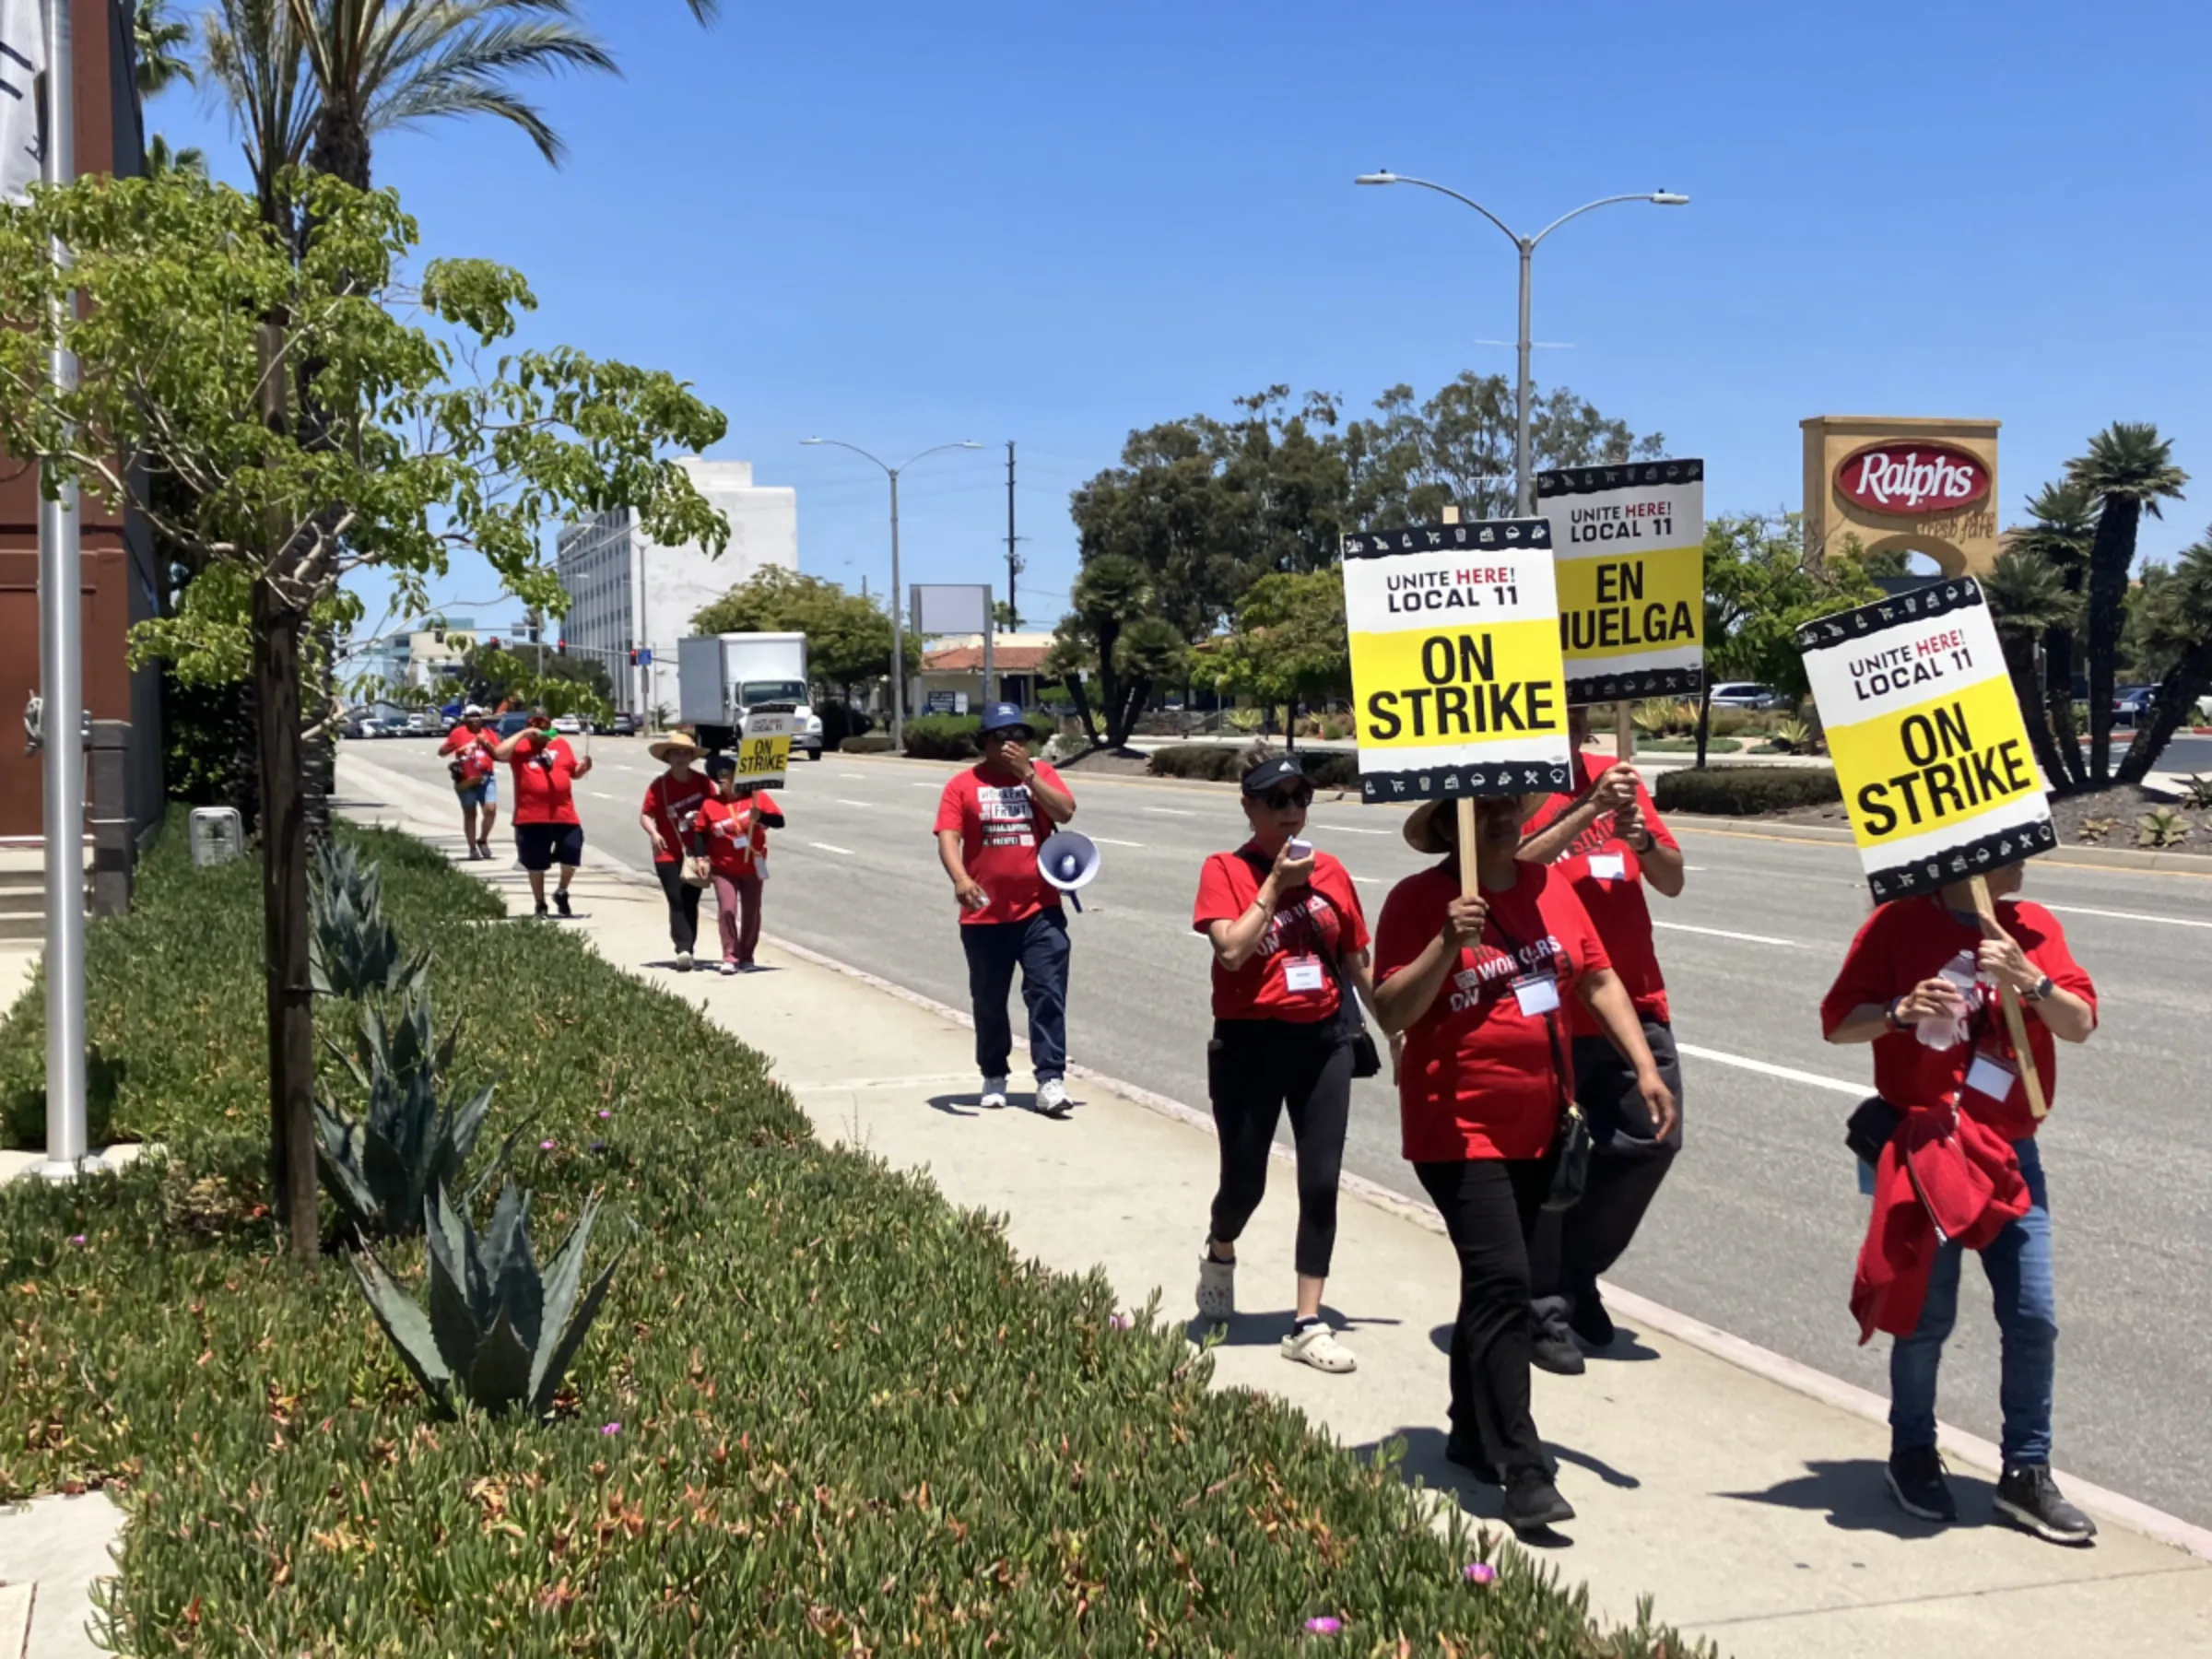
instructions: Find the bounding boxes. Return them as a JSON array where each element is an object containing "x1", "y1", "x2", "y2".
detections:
[{"x1": 148, "y1": 0, "x2": 2212, "y2": 641}]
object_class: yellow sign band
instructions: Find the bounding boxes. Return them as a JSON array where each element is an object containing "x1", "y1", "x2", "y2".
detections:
[
  {"x1": 1825, "y1": 673, "x2": 2041, "y2": 846},
  {"x1": 1347, "y1": 616, "x2": 1568, "y2": 750},
  {"x1": 1556, "y1": 543, "x2": 1703, "y2": 662}
]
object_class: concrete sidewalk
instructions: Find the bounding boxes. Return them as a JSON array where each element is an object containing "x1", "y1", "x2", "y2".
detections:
[{"x1": 339, "y1": 754, "x2": 2212, "y2": 1659}]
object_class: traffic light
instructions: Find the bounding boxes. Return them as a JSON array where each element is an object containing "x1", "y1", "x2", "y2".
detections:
[
  {"x1": 628, "y1": 646, "x2": 639, "y2": 665},
  {"x1": 557, "y1": 638, "x2": 567, "y2": 656}
]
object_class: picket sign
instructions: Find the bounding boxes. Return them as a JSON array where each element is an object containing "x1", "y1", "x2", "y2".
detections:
[
  {"x1": 1798, "y1": 578, "x2": 2053, "y2": 1118},
  {"x1": 735, "y1": 712, "x2": 794, "y2": 790}
]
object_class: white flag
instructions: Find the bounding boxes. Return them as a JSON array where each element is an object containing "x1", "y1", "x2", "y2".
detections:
[{"x1": 0, "y1": 0, "x2": 44, "y2": 206}]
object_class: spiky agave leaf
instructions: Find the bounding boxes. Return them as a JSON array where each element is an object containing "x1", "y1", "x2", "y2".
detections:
[
  {"x1": 529, "y1": 1194, "x2": 629, "y2": 1417},
  {"x1": 351, "y1": 1248, "x2": 453, "y2": 1409},
  {"x1": 423, "y1": 1186, "x2": 484, "y2": 1377},
  {"x1": 467, "y1": 1307, "x2": 537, "y2": 1414},
  {"x1": 312, "y1": 1094, "x2": 382, "y2": 1223}
]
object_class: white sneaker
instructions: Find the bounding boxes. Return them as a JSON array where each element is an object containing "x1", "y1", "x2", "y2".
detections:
[
  {"x1": 718, "y1": 960, "x2": 738, "y2": 976},
  {"x1": 675, "y1": 950, "x2": 693, "y2": 972},
  {"x1": 1281, "y1": 1323, "x2": 1359, "y2": 1374},
  {"x1": 1195, "y1": 1253, "x2": 1235, "y2": 1321},
  {"x1": 979, "y1": 1077, "x2": 1009, "y2": 1110},
  {"x1": 1034, "y1": 1077, "x2": 1072, "y2": 1117}
]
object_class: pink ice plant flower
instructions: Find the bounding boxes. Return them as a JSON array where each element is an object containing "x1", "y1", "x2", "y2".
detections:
[
  {"x1": 539, "y1": 1139, "x2": 557, "y2": 1151},
  {"x1": 600, "y1": 1422, "x2": 621, "y2": 1436},
  {"x1": 1304, "y1": 1616, "x2": 1341, "y2": 1635},
  {"x1": 1464, "y1": 1561, "x2": 1498, "y2": 1585},
  {"x1": 66, "y1": 1233, "x2": 86, "y2": 1246}
]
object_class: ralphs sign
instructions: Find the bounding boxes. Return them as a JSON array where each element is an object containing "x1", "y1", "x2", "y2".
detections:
[{"x1": 1834, "y1": 441, "x2": 1991, "y2": 516}]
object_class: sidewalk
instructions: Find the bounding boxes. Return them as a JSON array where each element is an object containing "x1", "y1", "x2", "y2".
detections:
[{"x1": 339, "y1": 752, "x2": 2212, "y2": 1657}]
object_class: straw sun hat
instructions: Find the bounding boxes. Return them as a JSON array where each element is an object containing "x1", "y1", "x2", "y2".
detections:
[{"x1": 1402, "y1": 793, "x2": 1552, "y2": 855}]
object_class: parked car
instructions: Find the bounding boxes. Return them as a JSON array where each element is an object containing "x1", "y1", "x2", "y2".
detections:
[
  {"x1": 2112, "y1": 684, "x2": 2157, "y2": 727},
  {"x1": 357, "y1": 718, "x2": 391, "y2": 739},
  {"x1": 403, "y1": 712, "x2": 437, "y2": 736},
  {"x1": 493, "y1": 712, "x2": 532, "y2": 739},
  {"x1": 1709, "y1": 682, "x2": 1787, "y2": 711},
  {"x1": 341, "y1": 718, "x2": 366, "y2": 740},
  {"x1": 552, "y1": 714, "x2": 583, "y2": 735},
  {"x1": 608, "y1": 712, "x2": 639, "y2": 736}
]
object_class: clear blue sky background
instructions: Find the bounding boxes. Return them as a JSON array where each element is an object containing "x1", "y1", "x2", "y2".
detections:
[{"x1": 147, "y1": 0, "x2": 2212, "y2": 643}]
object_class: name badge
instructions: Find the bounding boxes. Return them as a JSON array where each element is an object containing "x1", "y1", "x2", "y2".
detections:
[
  {"x1": 1283, "y1": 956, "x2": 1326, "y2": 994},
  {"x1": 1512, "y1": 972, "x2": 1561, "y2": 1018},
  {"x1": 1964, "y1": 1052, "x2": 2017, "y2": 1100},
  {"x1": 1587, "y1": 853, "x2": 1627, "y2": 882}
]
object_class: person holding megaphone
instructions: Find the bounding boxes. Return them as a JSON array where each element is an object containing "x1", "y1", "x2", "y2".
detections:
[
  {"x1": 934, "y1": 703, "x2": 1078, "y2": 1115},
  {"x1": 1191, "y1": 750, "x2": 1379, "y2": 1375}
]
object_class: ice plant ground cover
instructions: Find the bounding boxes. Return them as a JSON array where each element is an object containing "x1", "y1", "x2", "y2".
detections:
[{"x1": 0, "y1": 817, "x2": 1712, "y2": 1655}]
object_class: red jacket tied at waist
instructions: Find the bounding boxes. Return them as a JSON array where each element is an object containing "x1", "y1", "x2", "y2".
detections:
[{"x1": 1852, "y1": 1104, "x2": 2030, "y2": 1343}]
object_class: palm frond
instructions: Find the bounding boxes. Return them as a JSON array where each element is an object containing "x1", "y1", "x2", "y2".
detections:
[
  {"x1": 2066, "y1": 420, "x2": 2189, "y2": 515},
  {"x1": 203, "y1": 0, "x2": 320, "y2": 218}
]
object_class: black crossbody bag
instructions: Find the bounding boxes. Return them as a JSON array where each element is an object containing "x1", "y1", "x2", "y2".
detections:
[
  {"x1": 1486, "y1": 910, "x2": 1592, "y2": 1212},
  {"x1": 1234, "y1": 852, "x2": 1382, "y2": 1079}
]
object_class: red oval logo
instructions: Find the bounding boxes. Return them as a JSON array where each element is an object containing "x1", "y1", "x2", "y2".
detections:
[{"x1": 1833, "y1": 441, "x2": 1991, "y2": 516}]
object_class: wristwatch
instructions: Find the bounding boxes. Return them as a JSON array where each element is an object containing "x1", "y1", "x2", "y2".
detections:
[
  {"x1": 2020, "y1": 973, "x2": 2054, "y2": 1004},
  {"x1": 1883, "y1": 997, "x2": 1908, "y2": 1033},
  {"x1": 1625, "y1": 828, "x2": 1654, "y2": 853}
]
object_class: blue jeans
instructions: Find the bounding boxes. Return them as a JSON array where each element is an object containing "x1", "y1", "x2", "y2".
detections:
[
  {"x1": 1889, "y1": 1135, "x2": 2055, "y2": 1465},
  {"x1": 959, "y1": 909, "x2": 1069, "y2": 1082}
]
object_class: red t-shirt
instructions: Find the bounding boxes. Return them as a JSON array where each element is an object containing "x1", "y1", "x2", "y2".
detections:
[
  {"x1": 1819, "y1": 895, "x2": 2096, "y2": 1142},
  {"x1": 641, "y1": 771, "x2": 715, "y2": 865},
  {"x1": 933, "y1": 761, "x2": 1072, "y2": 925},
  {"x1": 696, "y1": 791, "x2": 782, "y2": 877},
  {"x1": 440, "y1": 725, "x2": 496, "y2": 782},
  {"x1": 1191, "y1": 847, "x2": 1371, "y2": 1024},
  {"x1": 1522, "y1": 751, "x2": 1677, "y2": 1037},
  {"x1": 1374, "y1": 860, "x2": 1611, "y2": 1162},
  {"x1": 507, "y1": 734, "x2": 581, "y2": 827}
]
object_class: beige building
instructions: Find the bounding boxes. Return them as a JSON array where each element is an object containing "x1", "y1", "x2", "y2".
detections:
[{"x1": 1803, "y1": 416, "x2": 2001, "y2": 576}]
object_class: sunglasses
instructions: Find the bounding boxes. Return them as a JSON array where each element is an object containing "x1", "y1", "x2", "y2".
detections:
[{"x1": 1259, "y1": 787, "x2": 1314, "y2": 810}]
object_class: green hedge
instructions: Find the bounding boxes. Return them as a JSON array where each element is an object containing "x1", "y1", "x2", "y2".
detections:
[
  {"x1": 1147, "y1": 745, "x2": 1361, "y2": 790},
  {"x1": 1654, "y1": 763, "x2": 1842, "y2": 817},
  {"x1": 0, "y1": 817, "x2": 1707, "y2": 1656},
  {"x1": 902, "y1": 712, "x2": 982, "y2": 759},
  {"x1": 838, "y1": 734, "x2": 895, "y2": 754}
]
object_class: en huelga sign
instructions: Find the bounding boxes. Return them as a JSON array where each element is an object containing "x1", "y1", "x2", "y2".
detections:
[
  {"x1": 1798, "y1": 579, "x2": 2054, "y2": 900},
  {"x1": 1339, "y1": 518, "x2": 1571, "y2": 803},
  {"x1": 1538, "y1": 458, "x2": 1705, "y2": 703}
]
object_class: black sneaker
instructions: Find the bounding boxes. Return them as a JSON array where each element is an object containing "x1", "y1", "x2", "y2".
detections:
[
  {"x1": 1531, "y1": 1329, "x2": 1586, "y2": 1376},
  {"x1": 1886, "y1": 1445, "x2": 1958, "y2": 1524},
  {"x1": 553, "y1": 890, "x2": 574, "y2": 918},
  {"x1": 1569, "y1": 1288, "x2": 1615, "y2": 1349},
  {"x1": 533, "y1": 902, "x2": 549, "y2": 920},
  {"x1": 1502, "y1": 1468, "x2": 1575, "y2": 1534},
  {"x1": 1994, "y1": 1465, "x2": 2097, "y2": 1545}
]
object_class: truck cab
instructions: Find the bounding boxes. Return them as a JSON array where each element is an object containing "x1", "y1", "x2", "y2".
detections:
[{"x1": 677, "y1": 632, "x2": 827, "y2": 759}]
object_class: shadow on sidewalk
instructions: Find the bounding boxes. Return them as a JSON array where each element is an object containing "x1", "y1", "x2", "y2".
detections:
[
  {"x1": 1357, "y1": 1425, "x2": 1605, "y2": 1550},
  {"x1": 1720, "y1": 1458, "x2": 1996, "y2": 1538},
  {"x1": 1182, "y1": 1307, "x2": 1405, "y2": 1349},
  {"x1": 1421, "y1": 1321, "x2": 1662, "y2": 1365}
]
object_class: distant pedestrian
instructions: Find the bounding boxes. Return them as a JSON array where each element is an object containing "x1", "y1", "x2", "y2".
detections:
[
  {"x1": 1517, "y1": 706, "x2": 1688, "y2": 1372},
  {"x1": 1191, "y1": 751, "x2": 1378, "y2": 1374},
  {"x1": 440, "y1": 704, "x2": 499, "y2": 859},
  {"x1": 697, "y1": 753, "x2": 784, "y2": 975},
  {"x1": 934, "y1": 702, "x2": 1077, "y2": 1115},
  {"x1": 493, "y1": 709, "x2": 593, "y2": 919},
  {"x1": 1822, "y1": 858, "x2": 2100, "y2": 1544},
  {"x1": 641, "y1": 732, "x2": 714, "y2": 971},
  {"x1": 1373, "y1": 792, "x2": 1677, "y2": 1536}
]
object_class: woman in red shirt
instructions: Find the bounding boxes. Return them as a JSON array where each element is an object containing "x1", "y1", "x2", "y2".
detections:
[
  {"x1": 1373, "y1": 791, "x2": 1677, "y2": 1536},
  {"x1": 1190, "y1": 752, "x2": 1378, "y2": 1375},
  {"x1": 696, "y1": 755, "x2": 785, "y2": 975},
  {"x1": 639, "y1": 733, "x2": 715, "y2": 970}
]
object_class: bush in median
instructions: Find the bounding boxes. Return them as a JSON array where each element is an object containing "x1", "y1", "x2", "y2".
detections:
[
  {"x1": 0, "y1": 818, "x2": 1711, "y2": 1656},
  {"x1": 838, "y1": 734, "x2": 895, "y2": 754},
  {"x1": 1148, "y1": 745, "x2": 1361, "y2": 790},
  {"x1": 902, "y1": 713, "x2": 982, "y2": 759},
  {"x1": 1654, "y1": 763, "x2": 1842, "y2": 817}
]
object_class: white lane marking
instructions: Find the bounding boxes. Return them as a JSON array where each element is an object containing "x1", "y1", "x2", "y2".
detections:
[
  {"x1": 1683, "y1": 865, "x2": 1708, "y2": 872},
  {"x1": 1090, "y1": 837, "x2": 1146, "y2": 848},
  {"x1": 1351, "y1": 875, "x2": 1382, "y2": 885},
  {"x1": 1317, "y1": 826, "x2": 1392, "y2": 836},
  {"x1": 835, "y1": 799, "x2": 873, "y2": 808},
  {"x1": 1677, "y1": 1043, "x2": 1866, "y2": 1098},
  {"x1": 1654, "y1": 921, "x2": 1798, "y2": 947},
  {"x1": 838, "y1": 772, "x2": 866, "y2": 780},
  {"x1": 808, "y1": 841, "x2": 857, "y2": 856},
  {"x1": 2041, "y1": 902, "x2": 2212, "y2": 931},
  {"x1": 587, "y1": 791, "x2": 617, "y2": 800},
  {"x1": 912, "y1": 782, "x2": 938, "y2": 789},
  {"x1": 1143, "y1": 806, "x2": 1195, "y2": 817}
]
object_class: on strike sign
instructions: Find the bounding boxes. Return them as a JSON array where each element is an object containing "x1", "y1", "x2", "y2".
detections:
[
  {"x1": 1799, "y1": 579, "x2": 2055, "y2": 900},
  {"x1": 735, "y1": 712, "x2": 793, "y2": 790},
  {"x1": 1339, "y1": 517, "x2": 1571, "y2": 803},
  {"x1": 1538, "y1": 459, "x2": 1705, "y2": 703}
]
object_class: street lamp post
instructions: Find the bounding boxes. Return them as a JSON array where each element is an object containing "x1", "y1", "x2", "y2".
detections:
[
  {"x1": 1354, "y1": 172, "x2": 1688, "y2": 515},
  {"x1": 801, "y1": 438, "x2": 983, "y2": 747}
]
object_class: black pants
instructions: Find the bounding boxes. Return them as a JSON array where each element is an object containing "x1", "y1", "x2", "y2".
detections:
[
  {"x1": 653, "y1": 860, "x2": 702, "y2": 955},
  {"x1": 1416, "y1": 1157, "x2": 1554, "y2": 1478},
  {"x1": 960, "y1": 909, "x2": 1070, "y2": 1080},
  {"x1": 1529, "y1": 1019, "x2": 1683, "y2": 1333},
  {"x1": 1206, "y1": 1018, "x2": 1354, "y2": 1279}
]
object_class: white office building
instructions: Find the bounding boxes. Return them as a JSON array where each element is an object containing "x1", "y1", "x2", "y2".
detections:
[{"x1": 556, "y1": 459, "x2": 798, "y2": 715}]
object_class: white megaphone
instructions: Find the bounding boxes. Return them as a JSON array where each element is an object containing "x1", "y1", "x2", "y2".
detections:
[{"x1": 1037, "y1": 830, "x2": 1101, "y2": 912}]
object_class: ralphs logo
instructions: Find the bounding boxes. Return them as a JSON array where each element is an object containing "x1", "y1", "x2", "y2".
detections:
[{"x1": 1834, "y1": 441, "x2": 1990, "y2": 516}]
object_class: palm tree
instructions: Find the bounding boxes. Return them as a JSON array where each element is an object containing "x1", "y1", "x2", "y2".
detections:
[
  {"x1": 2116, "y1": 538, "x2": 2212, "y2": 785},
  {"x1": 2066, "y1": 422, "x2": 2188, "y2": 783},
  {"x1": 2006, "y1": 480, "x2": 2098, "y2": 791},
  {"x1": 1981, "y1": 546, "x2": 2079, "y2": 794},
  {"x1": 134, "y1": 0, "x2": 196, "y2": 96}
]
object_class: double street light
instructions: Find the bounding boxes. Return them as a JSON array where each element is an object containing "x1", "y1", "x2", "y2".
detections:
[
  {"x1": 1354, "y1": 171, "x2": 1688, "y2": 515},
  {"x1": 801, "y1": 437, "x2": 983, "y2": 747}
]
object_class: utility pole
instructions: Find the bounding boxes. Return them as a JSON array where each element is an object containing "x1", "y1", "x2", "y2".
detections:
[{"x1": 1006, "y1": 441, "x2": 1022, "y2": 628}]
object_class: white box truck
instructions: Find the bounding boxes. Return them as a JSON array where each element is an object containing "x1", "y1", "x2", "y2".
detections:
[{"x1": 677, "y1": 632, "x2": 825, "y2": 760}]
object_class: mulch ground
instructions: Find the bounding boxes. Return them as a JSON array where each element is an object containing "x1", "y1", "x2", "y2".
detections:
[{"x1": 1770, "y1": 781, "x2": 2212, "y2": 858}]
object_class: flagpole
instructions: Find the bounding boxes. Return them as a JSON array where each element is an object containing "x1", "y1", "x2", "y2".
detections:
[{"x1": 36, "y1": 0, "x2": 88, "y2": 1180}]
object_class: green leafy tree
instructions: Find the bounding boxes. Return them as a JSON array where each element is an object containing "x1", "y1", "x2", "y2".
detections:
[
  {"x1": 1982, "y1": 545, "x2": 2081, "y2": 791},
  {"x1": 2066, "y1": 422, "x2": 2188, "y2": 783},
  {"x1": 691, "y1": 567, "x2": 917, "y2": 700},
  {"x1": 2117, "y1": 539, "x2": 2212, "y2": 784},
  {"x1": 0, "y1": 169, "x2": 727, "y2": 1255},
  {"x1": 1044, "y1": 555, "x2": 1188, "y2": 750},
  {"x1": 1194, "y1": 570, "x2": 1349, "y2": 749}
]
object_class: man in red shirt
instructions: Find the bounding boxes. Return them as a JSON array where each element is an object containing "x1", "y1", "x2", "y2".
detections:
[
  {"x1": 493, "y1": 709, "x2": 594, "y2": 919},
  {"x1": 1515, "y1": 706, "x2": 1688, "y2": 1372},
  {"x1": 1822, "y1": 858, "x2": 2098, "y2": 1544},
  {"x1": 934, "y1": 703, "x2": 1077, "y2": 1114},
  {"x1": 439, "y1": 705, "x2": 499, "y2": 860}
]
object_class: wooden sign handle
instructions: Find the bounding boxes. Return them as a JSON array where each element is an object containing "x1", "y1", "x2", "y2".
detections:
[
  {"x1": 1968, "y1": 874, "x2": 2050, "y2": 1121},
  {"x1": 1614, "y1": 700, "x2": 1635, "y2": 764},
  {"x1": 1456, "y1": 797, "x2": 1479, "y2": 899}
]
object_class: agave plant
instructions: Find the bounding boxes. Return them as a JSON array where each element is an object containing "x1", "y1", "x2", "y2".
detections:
[
  {"x1": 2180, "y1": 774, "x2": 2212, "y2": 810},
  {"x1": 311, "y1": 840, "x2": 429, "y2": 998},
  {"x1": 1771, "y1": 716, "x2": 1817, "y2": 754},
  {"x1": 1630, "y1": 699, "x2": 1691, "y2": 738},
  {"x1": 354, "y1": 1182, "x2": 625, "y2": 1417},
  {"x1": 313, "y1": 986, "x2": 515, "y2": 1237},
  {"x1": 2137, "y1": 807, "x2": 2190, "y2": 849}
]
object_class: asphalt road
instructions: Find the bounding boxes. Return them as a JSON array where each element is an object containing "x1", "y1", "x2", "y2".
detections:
[{"x1": 360, "y1": 736, "x2": 2212, "y2": 1527}]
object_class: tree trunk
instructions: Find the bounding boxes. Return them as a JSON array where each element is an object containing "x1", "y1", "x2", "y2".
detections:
[
  {"x1": 1063, "y1": 674, "x2": 1101, "y2": 748},
  {"x1": 1693, "y1": 688, "x2": 1712, "y2": 769},
  {"x1": 253, "y1": 581, "x2": 319, "y2": 1258},
  {"x1": 2084, "y1": 498, "x2": 2138, "y2": 785},
  {"x1": 2041, "y1": 624, "x2": 2086, "y2": 793},
  {"x1": 1284, "y1": 701, "x2": 1297, "y2": 753},
  {"x1": 2003, "y1": 635, "x2": 2068, "y2": 793},
  {"x1": 2117, "y1": 641, "x2": 2212, "y2": 786}
]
